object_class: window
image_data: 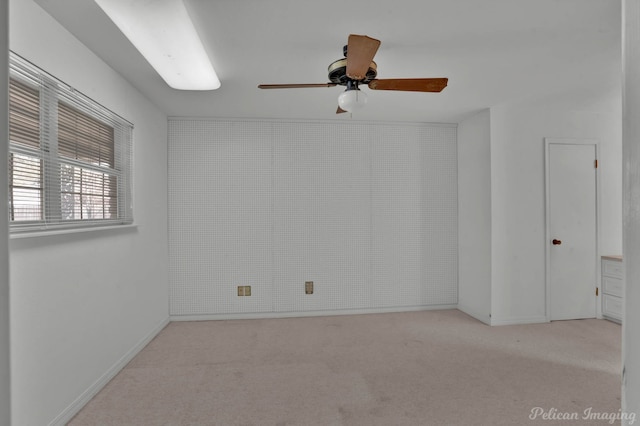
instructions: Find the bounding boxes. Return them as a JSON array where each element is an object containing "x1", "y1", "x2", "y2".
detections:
[{"x1": 8, "y1": 52, "x2": 133, "y2": 233}]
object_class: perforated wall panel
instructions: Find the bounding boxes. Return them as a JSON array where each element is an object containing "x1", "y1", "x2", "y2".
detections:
[{"x1": 169, "y1": 119, "x2": 457, "y2": 317}]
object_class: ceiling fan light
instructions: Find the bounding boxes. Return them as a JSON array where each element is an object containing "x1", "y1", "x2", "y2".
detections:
[{"x1": 338, "y1": 89, "x2": 368, "y2": 112}]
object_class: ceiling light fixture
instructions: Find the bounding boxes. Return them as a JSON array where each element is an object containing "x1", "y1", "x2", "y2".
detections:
[
  {"x1": 337, "y1": 81, "x2": 368, "y2": 113},
  {"x1": 338, "y1": 88, "x2": 368, "y2": 112},
  {"x1": 94, "y1": 0, "x2": 220, "y2": 91}
]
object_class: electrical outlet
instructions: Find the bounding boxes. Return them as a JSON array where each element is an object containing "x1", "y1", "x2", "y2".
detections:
[
  {"x1": 305, "y1": 281, "x2": 313, "y2": 294},
  {"x1": 237, "y1": 285, "x2": 252, "y2": 296}
]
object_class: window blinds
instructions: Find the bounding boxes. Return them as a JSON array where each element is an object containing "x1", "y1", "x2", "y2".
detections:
[
  {"x1": 8, "y1": 52, "x2": 133, "y2": 232},
  {"x1": 8, "y1": 78, "x2": 42, "y2": 222}
]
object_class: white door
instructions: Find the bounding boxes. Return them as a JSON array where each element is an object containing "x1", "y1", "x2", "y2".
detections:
[{"x1": 547, "y1": 140, "x2": 597, "y2": 321}]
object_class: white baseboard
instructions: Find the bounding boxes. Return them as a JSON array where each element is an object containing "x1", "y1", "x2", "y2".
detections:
[
  {"x1": 170, "y1": 304, "x2": 458, "y2": 322},
  {"x1": 49, "y1": 317, "x2": 170, "y2": 426},
  {"x1": 489, "y1": 315, "x2": 549, "y2": 326},
  {"x1": 457, "y1": 306, "x2": 548, "y2": 326}
]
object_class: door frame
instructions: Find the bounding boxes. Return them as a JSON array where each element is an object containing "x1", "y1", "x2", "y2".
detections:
[{"x1": 544, "y1": 138, "x2": 601, "y2": 322}]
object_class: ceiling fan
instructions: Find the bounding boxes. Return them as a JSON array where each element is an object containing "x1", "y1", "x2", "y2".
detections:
[{"x1": 258, "y1": 34, "x2": 448, "y2": 114}]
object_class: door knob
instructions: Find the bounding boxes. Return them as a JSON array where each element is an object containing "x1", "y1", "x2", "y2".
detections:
[{"x1": 552, "y1": 239, "x2": 562, "y2": 245}]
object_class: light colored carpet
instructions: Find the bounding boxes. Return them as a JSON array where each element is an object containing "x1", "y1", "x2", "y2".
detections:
[{"x1": 69, "y1": 309, "x2": 622, "y2": 426}]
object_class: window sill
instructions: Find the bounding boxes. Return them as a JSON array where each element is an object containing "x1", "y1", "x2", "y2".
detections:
[{"x1": 10, "y1": 224, "x2": 138, "y2": 239}]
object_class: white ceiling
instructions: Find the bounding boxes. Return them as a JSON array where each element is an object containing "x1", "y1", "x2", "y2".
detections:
[{"x1": 34, "y1": 0, "x2": 621, "y2": 123}]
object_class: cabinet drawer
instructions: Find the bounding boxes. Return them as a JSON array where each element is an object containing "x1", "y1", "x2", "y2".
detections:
[
  {"x1": 602, "y1": 259, "x2": 624, "y2": 279},
  {"x1": 602, "y1": 276, "x2": 623, "y2": 297},
  {"x1": 602, "y1": 294, "x2": 623, "y2": 321}
]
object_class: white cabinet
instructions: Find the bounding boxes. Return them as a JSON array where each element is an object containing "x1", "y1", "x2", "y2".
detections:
[{"x1": 601, "y1": 256, "x2": 623, "y2": 323}]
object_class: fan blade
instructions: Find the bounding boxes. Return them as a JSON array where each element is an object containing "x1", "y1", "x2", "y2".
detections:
[
  {"x1": 336, "y1": 106, "x2": 347, "y2": 114},
  {"x1": 368, "y1": 78, "x2": 448, "y2": 92},
  {"x1": 258, "y1": 83, "x2": 337, "y2": 89},
  {"x1": 346, "y1": 34, "x2": 381, "y2": 80}
]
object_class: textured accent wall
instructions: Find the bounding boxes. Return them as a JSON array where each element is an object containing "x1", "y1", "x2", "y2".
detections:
[{"x1": 169, "y1": 118, "x2": 457, "y2": 317}]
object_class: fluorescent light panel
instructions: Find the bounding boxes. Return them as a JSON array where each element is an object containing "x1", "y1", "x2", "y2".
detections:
[{"x1": 95, "y1": 0, "x2": 220, "y2": 90}]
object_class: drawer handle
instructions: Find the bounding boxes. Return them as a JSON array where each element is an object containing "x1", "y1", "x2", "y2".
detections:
[{"x1": 552, "y1": 239, "x2": 562, "y2": 245}]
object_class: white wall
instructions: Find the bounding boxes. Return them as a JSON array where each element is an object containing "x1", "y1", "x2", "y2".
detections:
[
  {"x1": 169, "y1": 119, "x2": 458, "y2": 319},
  {"x1": 8, "y1": 1, "x2": 169, "y2": 425},
  {"x1": 489, "y1": 86, "x2": 622, "y2": 325},
  {"x1": 623, "y1": 0, "x2": 640, "y2": 421},
  {"x1": 456, "y1": 87, "x2": 622, "y2": 327},
  {"x1": 457, "y1": 109, "x2": 492, "y2": 324},
  {"x1": 0, "y1": 1, "x2": 10, "y2": 425}
]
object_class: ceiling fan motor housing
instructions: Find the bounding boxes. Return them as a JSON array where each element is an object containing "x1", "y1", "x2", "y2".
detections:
[{"x1": 328, "y1": 57, "x2": 377, "y2": 85}]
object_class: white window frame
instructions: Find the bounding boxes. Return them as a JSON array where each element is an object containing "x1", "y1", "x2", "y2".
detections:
[{"x1": 8, "y1": 52, "x2": 133, "y2": 234}]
